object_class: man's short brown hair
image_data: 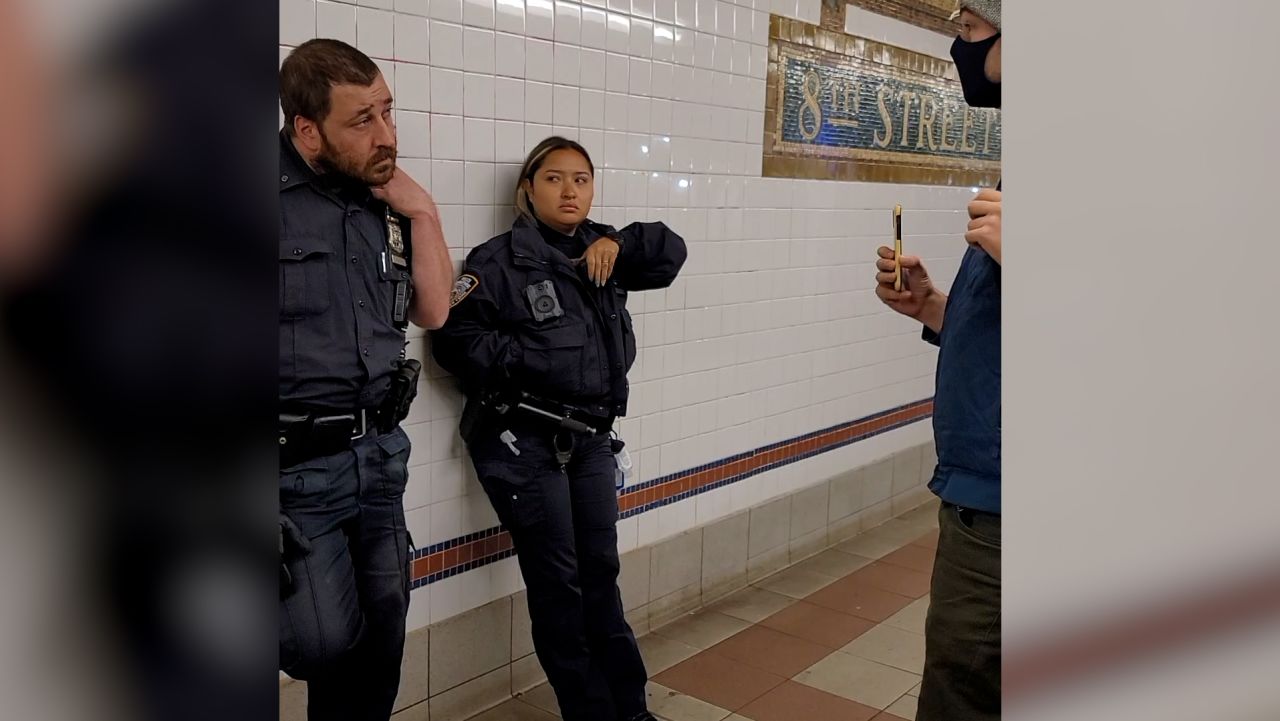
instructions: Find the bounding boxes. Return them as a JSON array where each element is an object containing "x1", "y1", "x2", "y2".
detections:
[{"x1": 280, "y1": 39, "x2": 381, "y2": 135}]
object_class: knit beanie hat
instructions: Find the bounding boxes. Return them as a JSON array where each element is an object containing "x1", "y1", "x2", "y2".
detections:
[{"x1": 950, "y1": 0, "x2": 1001, "y2": 31}]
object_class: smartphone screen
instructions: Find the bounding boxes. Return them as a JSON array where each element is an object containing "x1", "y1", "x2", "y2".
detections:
[{"x1": 893, "y1": 204, "x2": 904, "y2": 291}]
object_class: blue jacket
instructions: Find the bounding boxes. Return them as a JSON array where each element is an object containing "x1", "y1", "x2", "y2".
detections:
[{"x1": 924, "y1": 242, "x2": 1001, "y2": 514}]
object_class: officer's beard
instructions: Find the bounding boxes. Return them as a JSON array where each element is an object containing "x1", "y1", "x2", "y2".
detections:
[{"x1": 315, "y1": 132, "x2": 397, "y2": 188}]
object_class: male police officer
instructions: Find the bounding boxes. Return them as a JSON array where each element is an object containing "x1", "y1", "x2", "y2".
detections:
[
  {"x1": 875, "y1": 3, "x2": 1002, "y2": 720},
  {"x1": 278, "y1": 39, "x2": 452, "y2": 721}
]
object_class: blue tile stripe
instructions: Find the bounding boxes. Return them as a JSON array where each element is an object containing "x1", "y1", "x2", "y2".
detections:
[{"x1": 408, "y1": 397, "x2": 933, "y2": 590}]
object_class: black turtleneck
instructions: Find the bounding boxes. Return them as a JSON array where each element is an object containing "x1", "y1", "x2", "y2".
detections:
[{"x1": 536, "y1": 219, "x2": 588, "y2": 261}]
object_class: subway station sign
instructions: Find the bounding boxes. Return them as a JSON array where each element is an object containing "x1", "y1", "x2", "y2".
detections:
[
  {"x1": 763, "y1": 15, "x2": 1002, "y2": 186},
  {"x1": 779, "y1": 56, "x2": 1001, "y2": 160}
]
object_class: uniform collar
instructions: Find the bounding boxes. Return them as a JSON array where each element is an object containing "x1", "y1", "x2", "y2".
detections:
[
  {"x1": 511, "y1": 214, "x2": 565, "y2": 268},
  {"x1": 279, "y1": 129, "x2": 315, "y2": 192},
  {"x1": 510, "y1": 214, "x2": 604, "y2": 269},
  {"x1": 278, "y1": 129, "x2": 375, "y2": 204}
]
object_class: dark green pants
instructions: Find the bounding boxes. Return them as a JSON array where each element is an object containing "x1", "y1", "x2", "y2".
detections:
[{"x1": 917, "y1": 502, "x2": 1001, "y2": 721}]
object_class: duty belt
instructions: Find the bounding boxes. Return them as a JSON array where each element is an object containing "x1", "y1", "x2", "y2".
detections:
[
  {"x1": 500, "y1": 392, "x2": 612, "y2": 435},
  {"x1": 278, "y1": 407, "x2": 394, "y2": 468}
]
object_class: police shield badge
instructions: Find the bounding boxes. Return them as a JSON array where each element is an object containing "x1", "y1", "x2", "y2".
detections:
[
  {"x1": 388, "y1": 221, "x2": 404, "y2": 254},
  {"x1": 386, "y1": 210, "x2": 408, "y2": 267}
]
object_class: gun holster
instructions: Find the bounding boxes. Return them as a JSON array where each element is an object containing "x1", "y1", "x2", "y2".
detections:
[
  {"x1": 458, "y1": 397, "x2": 487, "y2": 446},
  {"x1": 458, "y1": 386, "x2": 518, "y2": 446},
  {"x1": 379, "y1": 359, "x2": 423, "y2": 433}
]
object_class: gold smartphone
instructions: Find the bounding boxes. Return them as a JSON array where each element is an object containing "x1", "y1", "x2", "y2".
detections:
[{"x1": 893, "y1": 204, "x2": 904, "y2": 291}]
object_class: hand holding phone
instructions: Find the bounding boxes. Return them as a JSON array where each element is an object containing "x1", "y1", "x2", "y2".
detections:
[{"x1": 893, "y1": 204, "x2": 904, "y2": 291}]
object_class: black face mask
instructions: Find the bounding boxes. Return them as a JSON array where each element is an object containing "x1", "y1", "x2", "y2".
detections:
[{"x1": 950, "y1": 33, "x2": 1001, "y2": 108}]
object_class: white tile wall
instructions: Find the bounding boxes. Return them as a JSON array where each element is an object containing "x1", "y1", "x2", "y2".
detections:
[
  {"x1": 282, "y1": 0, "x2": 975, "y2": 628},
  {"x1": 845, "y1": 5, "x2": 955, "y2": 61},
  {"x1": 316, "y1": 1, "x2": 358, "y2": 44}
]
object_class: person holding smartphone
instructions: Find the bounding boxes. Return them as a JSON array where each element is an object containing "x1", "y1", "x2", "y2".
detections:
[{"x1": 874, "y1": 2, "x2": 1003, "y2": 720}]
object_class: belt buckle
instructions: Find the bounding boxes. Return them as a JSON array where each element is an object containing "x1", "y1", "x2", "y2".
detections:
[{"x1": 351, "y1": 409, "x2": 368, "y2": 440}]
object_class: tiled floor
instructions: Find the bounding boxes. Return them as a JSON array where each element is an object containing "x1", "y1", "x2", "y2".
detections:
[{"x1": 471, "y1": 502, "x2": 939, "y2": 721}]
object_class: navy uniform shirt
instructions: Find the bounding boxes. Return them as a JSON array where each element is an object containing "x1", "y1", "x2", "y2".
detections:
[
  {"x1": 432, "y1": 215, "x2": 686, "y2": 419},
  {"x1": 924, "y1": 242, "x2": 1001, "y2": 514},
  {"x1": 278, "y1": 131, "x2": 412, "y2": 410}
]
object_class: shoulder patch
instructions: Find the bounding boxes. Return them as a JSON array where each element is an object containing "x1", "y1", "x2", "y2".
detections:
[{"x1": 450, "y1": 273, "x2": 480, "y2": 307}]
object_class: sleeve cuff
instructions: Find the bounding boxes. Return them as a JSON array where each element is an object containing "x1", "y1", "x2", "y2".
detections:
[{"x1": 922, "y1": 326, "x2": 941, "y2": 347}]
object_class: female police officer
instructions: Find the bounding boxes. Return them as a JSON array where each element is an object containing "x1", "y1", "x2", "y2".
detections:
[{"x1": 432, "y1": 136, "x2": 685, "y2": 721}]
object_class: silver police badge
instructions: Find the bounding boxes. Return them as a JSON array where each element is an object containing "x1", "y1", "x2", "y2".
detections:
[
  {"x1": 387, "y1": 218, "x2": 405, "y2": 255},
  {"x1": 386, "y1": 210, "x2": 408, "y2": 267}
]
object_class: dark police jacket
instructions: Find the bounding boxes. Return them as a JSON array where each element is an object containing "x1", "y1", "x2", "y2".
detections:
[
  {"x1": 279, "y1": 131, "x2": 413, "y2": 410},
  {"x1": 432, "y1": 215, "x2": 687, "y2": 420}
]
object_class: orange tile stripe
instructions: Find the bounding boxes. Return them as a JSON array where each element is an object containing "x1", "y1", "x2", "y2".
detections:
[{"x1": 410, "y1": 399, "x2": 933, "y2": 589}]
